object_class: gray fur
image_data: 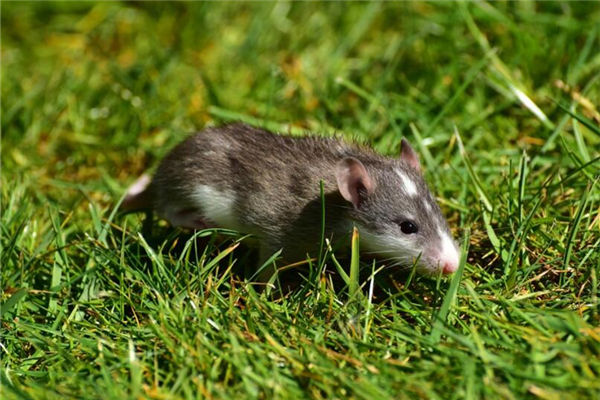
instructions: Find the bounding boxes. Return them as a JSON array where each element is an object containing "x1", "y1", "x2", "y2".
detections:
[{"x1": 135, "y1": 123, "x2": 457, "y2": 275}]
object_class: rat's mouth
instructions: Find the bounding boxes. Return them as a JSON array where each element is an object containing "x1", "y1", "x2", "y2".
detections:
[
  {"x1": 396, "y1": 253, "x2": 458, "y2": 276},
  {"x1": 418, "y1": 254, "x2": 459, "y2": 276}
]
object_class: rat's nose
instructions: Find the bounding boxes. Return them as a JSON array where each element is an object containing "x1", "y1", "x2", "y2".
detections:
[
  {"x1": 442, "y1": 259, "x2": 458, "y2": 274},
  {"x1": 437, "y1": 232, "x2": 460, "y2": 275}
]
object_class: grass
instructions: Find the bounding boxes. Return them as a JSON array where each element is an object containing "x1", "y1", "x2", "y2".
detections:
[{"x1": 2, "y1": 1, "x2": 600, "y2": 399}]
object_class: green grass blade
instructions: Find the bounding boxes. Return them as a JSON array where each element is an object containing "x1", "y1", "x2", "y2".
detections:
[
  {"x1": 348, "y1": 226, "x2": 361, "y2": 301},
  {"x1": 318, "y1": 180, "x2": 326, "y2": 266},
  {"x1": 563, "y1": 181, "x2": 594, "y2": 273},
  {"x1": 554, "y1": 100, "x2": 600, "y2": 136},
  {"x1": 430, "y1": 228, "x2": 470, "y2": 344},
  {"x1": 455, "y1": 127, "x2": 493, "y2": 212},
  {"x1": 0, "y1": 288, "x2": 28, "y2": 319}
]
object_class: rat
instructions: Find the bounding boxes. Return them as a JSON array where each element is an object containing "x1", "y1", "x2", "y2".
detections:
[{"x1": 122, "y1": 123, "x2": 460, "y2": 280}]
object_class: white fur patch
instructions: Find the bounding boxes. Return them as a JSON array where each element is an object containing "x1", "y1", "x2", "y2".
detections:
[
  {"x1": 191, "y1": 185, "x2": 240, "y2": 229},
  {"x1": 423, "y1": 200, "x2": 432, "y2": 212},
  {"x1": 355, "y1": 223, "x2": 420, "y2": 262},
  {"x1": 395, "y1": 169, "x2": 418, "y2": 196}
]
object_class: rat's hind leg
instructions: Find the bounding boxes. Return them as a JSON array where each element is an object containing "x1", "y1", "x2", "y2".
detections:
[{"x1": 253, "y1": 244, "x2": 281, "y2": 284}]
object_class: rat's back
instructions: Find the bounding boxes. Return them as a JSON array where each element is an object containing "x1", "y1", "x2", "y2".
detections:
[{"x1": 149, "y1": 124, "x2": 360, "y2": 244}]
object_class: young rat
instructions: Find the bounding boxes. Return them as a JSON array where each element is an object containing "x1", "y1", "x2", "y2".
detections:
[{"x1": 123, "y1": 123, "x2": 459, "y2": 279}]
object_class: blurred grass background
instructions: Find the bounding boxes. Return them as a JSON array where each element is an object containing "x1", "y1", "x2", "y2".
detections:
[{"x1": 2, "y1": 2, "x2": 600, "y2": 399}]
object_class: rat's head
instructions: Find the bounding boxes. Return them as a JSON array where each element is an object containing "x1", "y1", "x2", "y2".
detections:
[{"x1": 336, "y1": 139, "x2": 459, "y2": 275}]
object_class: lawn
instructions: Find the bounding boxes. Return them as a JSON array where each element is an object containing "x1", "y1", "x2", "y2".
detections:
[{"x1": 2, "y1": 2, "x2": 600, "y2": 399}]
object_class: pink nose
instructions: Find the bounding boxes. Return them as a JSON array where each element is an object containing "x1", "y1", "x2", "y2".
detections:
[{"x1": 442, "y1": 260, "x2": 458, "y2": 275}]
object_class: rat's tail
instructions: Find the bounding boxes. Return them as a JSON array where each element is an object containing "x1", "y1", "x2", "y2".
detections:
[{"x1": 121, "y1": 174, "x2": 152, "y2": 211}]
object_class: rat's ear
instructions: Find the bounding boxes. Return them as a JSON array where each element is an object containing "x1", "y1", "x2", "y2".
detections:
[
  {"x1": 336, "y1": 157, "x2": 375, "y2": 208},
  {"x1": 400, "y1": 138, "x2": 421, "y2": 172}
]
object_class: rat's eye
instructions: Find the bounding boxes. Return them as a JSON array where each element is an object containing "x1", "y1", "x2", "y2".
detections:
[{"x1": 399, "y1": 220, "x2": 418, "y2": 234}]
